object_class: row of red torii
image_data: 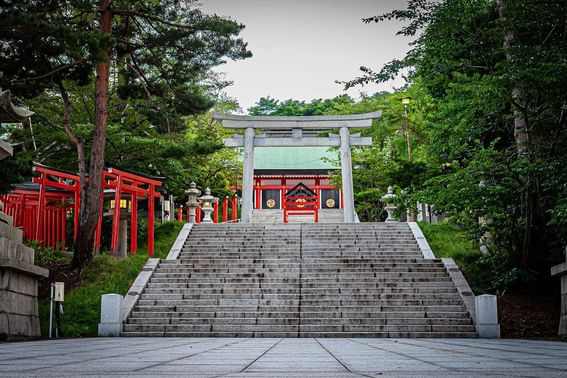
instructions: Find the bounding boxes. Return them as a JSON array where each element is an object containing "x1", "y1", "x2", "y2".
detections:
[
  {"x1": 0, "y1": 163, "x2": 162, "y2": 256},
  {"x1": 0, "y1": 163, "x2": 242, "y2": 256}
]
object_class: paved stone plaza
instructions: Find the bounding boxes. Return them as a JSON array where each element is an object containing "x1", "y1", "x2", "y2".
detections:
[{"x1": 1, "y1": 338, "x2": 567, "y2": 377}]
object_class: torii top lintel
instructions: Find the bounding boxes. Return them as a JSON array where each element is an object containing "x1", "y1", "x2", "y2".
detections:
[{"x1": 213, "y1": 110, "x2": 382, "y2": 129}]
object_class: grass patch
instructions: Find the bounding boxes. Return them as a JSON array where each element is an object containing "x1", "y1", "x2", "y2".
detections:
[
  {"x1": 418, "y1": 221, "x2": 479, "y2": 259},
  {"x1": 418, "y1": 221, "x2": 490, "y2": 294},
  {"x1": 39, "y1": 221, "x2": 183, "y2": 337}
]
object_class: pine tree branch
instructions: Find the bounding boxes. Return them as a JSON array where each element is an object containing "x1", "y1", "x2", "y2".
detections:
[
  {"x1": 14, "y1": 57, "x2": 89, "y2": 82},
  {"x1": 113, "y1": 9, "x2": 196, "y2": 30}
]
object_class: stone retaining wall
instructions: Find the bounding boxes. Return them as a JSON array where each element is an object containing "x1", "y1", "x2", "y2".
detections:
[{"x1": 0, "y1": 213, "x2": 49, "y2": 340}]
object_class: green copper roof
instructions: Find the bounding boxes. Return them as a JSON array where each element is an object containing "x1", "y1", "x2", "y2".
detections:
[{"x1": 254, "y1": 147, "x2": 338, "y2": 171}]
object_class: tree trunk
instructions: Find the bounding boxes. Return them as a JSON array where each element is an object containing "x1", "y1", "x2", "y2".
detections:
[
  {"x1": 57, "y1": 80, "x2": 86, "y2": 187},
  {"x1": 498, "y1": 0, "x2": 532, "y2": 268},
  {"x1": 72, "y1": 0, "x2": 112, "y2": 269}
]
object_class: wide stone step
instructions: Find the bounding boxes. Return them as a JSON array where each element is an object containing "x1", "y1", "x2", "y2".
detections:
[
  {"x1": 144, "y1": 285, "x2": 457, "y2": 294},
  {"x1": 133, "y1": 304, "x2": 467, "y2": 313},
  {"x1": 137, "y1": 298, "x2": 463, "y2": 307},
  {"x1": 166, "y1": 258, "x2": 437, "y2": 264},
  {"x1": 122, "y1": 323, "x2": 475, "y2": 334},
  {"x1": 121, "y1": 331, "x2": 477, "y2": 338},
  {"x1": 139, "y1": 292, "x2": 460, "y2": 301},
  {"x1": 129, "y1": 310, "x2": 471, "y2": 319}
]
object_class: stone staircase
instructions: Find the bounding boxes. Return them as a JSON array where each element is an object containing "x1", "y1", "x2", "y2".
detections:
[
  {"x1": 252, "y1": 209, "x2": 344, "y2": 223},
  {"x1": 122, "y1": 223, "x2": 476, "y2": 337}
]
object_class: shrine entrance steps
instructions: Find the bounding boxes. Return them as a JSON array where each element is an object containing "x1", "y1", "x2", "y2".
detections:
[
  {"x1": 122, "y1": 223, "x2": 477, "y2": 338},
  {"x1": 252, "y1": 209, "x2": 344, "y2": 223}
]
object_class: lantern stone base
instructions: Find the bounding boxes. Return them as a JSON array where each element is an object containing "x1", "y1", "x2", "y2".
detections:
[{"x1": 0, "y1": 219, "x2": 49, "y2": 340}]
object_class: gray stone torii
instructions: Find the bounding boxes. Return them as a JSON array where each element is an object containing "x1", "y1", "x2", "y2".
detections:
[{"x1": 213, "y1": 111, "x2": 381, "y2": 224}]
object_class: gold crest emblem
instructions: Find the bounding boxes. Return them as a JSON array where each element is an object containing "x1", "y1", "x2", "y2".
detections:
[
  {"x1": 326, "y1": 198, "x2": 336, "y2": 208},
  {"x1": 266, "y1": 199, "x2": 276, "y2": 208}
]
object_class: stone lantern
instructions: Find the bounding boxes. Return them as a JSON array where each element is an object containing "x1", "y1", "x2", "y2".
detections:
[
  {"x1": 185, "y1": 182, "x2": 201, "y2": 224},
  {"x1": 198, "y1": 188, "x2": 215, "y2": 224},
  {"x1": 381, "y1": 186, "x2": 398, "y2": 222}
]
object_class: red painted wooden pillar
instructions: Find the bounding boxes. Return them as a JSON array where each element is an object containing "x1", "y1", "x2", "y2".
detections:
[
  {"x1": 95, "y1": 196, "x2": 103, "y2": 252},
  {"x1": 111, "y1": 180, "x2": 122, "y2": 254},
  {"x1": 196, "y1": 205, "x2": 201, "y2": 224},
  {"x1": 231, "y1": 195, "x2": 238, "y2": 223},
  {"x1": 281, "y1": 178, "x2": 286, "y2": 210},
  {"x1": 213, "y1": 201, "x2": 218, "y2": 223},
  {"x1": 61, "y1": 204, "x2": 67, "y2": 251},
  {"x1": 177, "y1": 207, "x2": 183, "y2": 222},
  {"x1": 315, "y1": 177, "x2": 321, "y2": 209},
  {"x1": 255, "y1": 178, "x2": 261, "y2": 209},
  {"x1": 46, "y1": 208, "x2": 51, "y2": 249},
  {"x1": 36, "y1": 175, "x2": 46, "y2": 242},
  {"x1": 53, "y1": 208, "x2": 59, "y2": 250},
  {"x1": 222, "y1": 196, "x2": 228, "y2": 223},
  {"x1": 130, "y1": 193, "x2": 137, "y2": 254},
  {"x1": 340, "y1": 190, "x2": 344, "y2": 209},
  {"x1": 73, "y1": 183, "x2": 80, "y2": 241},
  {"x1": 148, "y1": 185, "x2": 155, "y2": 257}
]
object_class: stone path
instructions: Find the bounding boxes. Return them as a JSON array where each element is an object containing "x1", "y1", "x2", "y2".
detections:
[{"x1": 1, "y1": 338, "x2": 566, "y2": 377}]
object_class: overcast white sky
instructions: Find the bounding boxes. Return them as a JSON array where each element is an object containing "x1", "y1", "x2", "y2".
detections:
[{"x1": 199, "y1": 0, "x2": 413, "y2": 113}]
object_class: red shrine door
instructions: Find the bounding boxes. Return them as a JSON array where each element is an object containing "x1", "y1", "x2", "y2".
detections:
[{"x1": 283, "y1": 182, "x2": 319, "y2": 223}]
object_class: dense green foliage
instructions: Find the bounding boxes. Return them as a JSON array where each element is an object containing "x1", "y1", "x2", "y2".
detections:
[
  {"x1": 343, "y1": 0, "x2": 567, "y2": 289},
  {"x1": 0, "y1": 2, "x2": 250, "y2": 198},
  {"x1": 38, "y1": 221, "x2": 182, "y2": 337}
]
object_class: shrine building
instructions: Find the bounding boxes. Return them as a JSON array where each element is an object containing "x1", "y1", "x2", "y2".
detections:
[{"x1": 253, "y1": 146, "x2": 341, "y2": 211}]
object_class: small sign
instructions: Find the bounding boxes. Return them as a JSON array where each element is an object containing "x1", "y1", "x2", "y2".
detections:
[{"x1": 53, "y1": 282, "x2": 65, "y2": 302}]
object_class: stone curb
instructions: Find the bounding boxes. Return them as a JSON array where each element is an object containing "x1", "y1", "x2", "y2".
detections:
[
  {"x1": 442, "y1": 257, "x2": 476, "y2": 324},
  {"x1": 407, "y1": 222, "x2": 435, "y2": 259},
  {"x1": 165, "y1": 223, "x2": 192, "y2": 261},
  {"x1": 121, "y1": 258, "x2": 160, "y2": 324}
]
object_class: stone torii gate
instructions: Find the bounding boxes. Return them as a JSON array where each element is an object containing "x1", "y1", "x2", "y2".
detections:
[{"x1": 213, "y1": 111, "x2": 381, "y2": 223}]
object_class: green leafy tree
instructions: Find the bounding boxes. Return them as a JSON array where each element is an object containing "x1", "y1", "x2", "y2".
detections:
[
  {"x1": 0, "y1": 1, "x2": 251, "y2": 268},
  {"x1": 344, "y1": 0, "x2": 567, "y2": 280}
]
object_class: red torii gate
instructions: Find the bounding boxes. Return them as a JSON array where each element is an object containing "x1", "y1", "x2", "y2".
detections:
[
  {"x1": 0, "y1": 163, "x2": 161, "y2": 256},
  {"x1": 96, "y1": 167, "x2": 161, "y2": 256}
]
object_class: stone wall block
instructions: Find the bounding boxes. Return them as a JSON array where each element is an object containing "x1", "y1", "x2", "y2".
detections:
[
  {"x1": 0, "y1": 313, "x2": 7, "y2": 337},
  {"x1": 8, "y1": 272, "x2": 37, "y2": 297},
  {"x1": 0, "y1": 237, "x2": 15, "y2": 259},
  {"x1": 16, "y1": 244, "x2": 34, "y2": 265},
  {"x1": 8, "y1": 313, "x2": 34, "y2": 337},
  {"x1": 0, "y1": 269, "x2": 8, "y2": 290},
  {"x1": 0, "y1": 222, "x2": 22, "y2": 244},
  {"x1": 0, "y1": 291, "x2": 37, "y2": 315}
]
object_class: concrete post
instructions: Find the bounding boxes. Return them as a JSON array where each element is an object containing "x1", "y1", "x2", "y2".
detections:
[
  {"x1": 475, "y1": 294, "x2": 501, "y2": 338},
  {"x1": 98, "y1": 293, "x2": 124, "y2": 336},
  {"x1": 551, "y1": 247, "x2": 567, "y2": 336},
  {"x1": 241, "y1": 127, "x2": 255, "y2": 223},
  {"x1": 339, "y1": 127, "x2": 355, "y2": 223}
]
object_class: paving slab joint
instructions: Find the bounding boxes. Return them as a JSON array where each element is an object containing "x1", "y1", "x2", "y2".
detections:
[
  {"x1": 407, "y1": 222, "x2": 435, "y2": 259},
  {"x1": 121, "y1": 258, "x2": 160, "y2": 326}
]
